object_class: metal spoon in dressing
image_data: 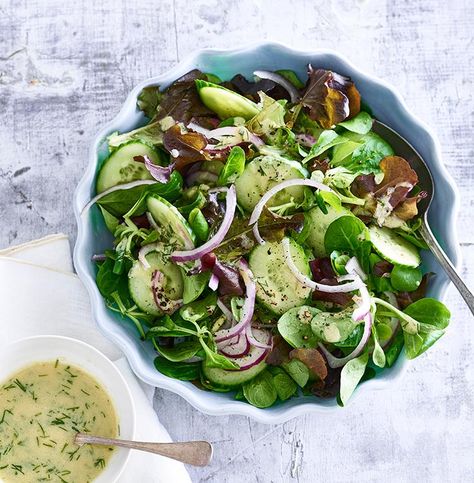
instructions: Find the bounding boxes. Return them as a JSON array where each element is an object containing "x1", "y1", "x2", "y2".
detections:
[
  {"x1": 372, "y1": 120, "x2": 474, "y2": 314},
  {"x1": 75, "y1": 433, "x2": 213, "y2": 467}
]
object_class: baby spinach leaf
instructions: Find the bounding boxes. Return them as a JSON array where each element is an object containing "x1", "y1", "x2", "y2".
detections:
[
  {"x1": 324, "y1": 215, "x2": 367, "y2": 253},
  {"x1": 385, "y1": 328, "x2": 404, "y2": 367},
  {"x1": 96, "y1": 258, "x2": 129, "y2": 300},
  {"x1": 99, "y1": 206, "x2": 119, "y2": 233},
  {"x1": 339, "y1": 350, "x2": 369, "y2": 406},
  {"x1": 97, "y1": 171, "x2": 183, "y2": 217},
  {"x1": 333, "y1": 324, "x2": 364, "y2": 349},
  {"x1": 188, "y1": 208, "x2": 209, "y2": 242},
  {"x1": 217, "y1": 146, "x2": 246, "y2": 185},
  {"x1": 154, "y1": 357, "x2": 200, "y2": 381},
  {"x1": 302, "y1": 130, "x2": 348, "y2": 163},
  {"x1": 371, "y1": 325, "x2": 386, "y2": 368},
  {"x1": 404, "y1": 298, "x2": 450, "y2": 330},
  {"x1": 311, "y1": 307, "x2": 360, "y2": 344},
  {"x1": 346, "y1": 132, "x2": 394, "y2": 174},
  {"x1": 145, "y1": 315, "x2": 197, "y2": 338},
  {"x1": 179, "y1": 293, "x2": 217, "y2": 323},
  {"x1": 155, "y1": 339, "x2": 201, "y2": 362},
  {"x1": 201, "y1": 342, "x2": 238, "y2": 370},
  {"x1": 391, "y1": 265, "x2": 422, "y2": 292},
  {"x1": 338, "y1": 111, "x2": 373, "y2": 134},
  {"x1": 373, "y1": 297, "x2": 450, "y2": 360},
  {"x1": 243, "y1": 371, "x2": 278, "y2": 408},
  {"x1": 268, "y1": 367, "x2": 298, "y2": 401},
  {"x1": 281, "y1": 359, "x2": 310, "y2": 387},
  {"x1": 277, "y1": 306, "x2": 320, "y2": 348},
  {"x1": 182, "y1": 271, "x2": 211, "y2": 304}
]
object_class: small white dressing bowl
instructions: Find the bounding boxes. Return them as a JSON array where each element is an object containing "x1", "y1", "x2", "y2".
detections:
[{"x1": 0, "y1": 335, "x2": 136, "y2": 483}]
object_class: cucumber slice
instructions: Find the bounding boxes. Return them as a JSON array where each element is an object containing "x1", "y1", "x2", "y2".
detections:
[
  {"x1": 147, "y1": 194, "x2": 196, "y2": 249},
  {"x1": 249, "y1": 238, "x2": 311, "y2": 315},
  {"x1": 128, "y1": 252, "x2": 184, "y2": 316},
  {"x1": 195, "y1": 79, "x2": 260, "y2": 120},
  {"x1": 96, "y1": 141, "x2": 159, "y2": 193},
  {"x1": 235, "y1": 155, "x2": 308, "y2": 211},
  {"x1": 305, "y1": 204, "x2": 351, "y2": 257},
  {"x1": 202, "y1": 360, "x2": 267, "y2": 388},
  {"x1": 369, "y1": 225, "x2": 421, "y2": 267}
]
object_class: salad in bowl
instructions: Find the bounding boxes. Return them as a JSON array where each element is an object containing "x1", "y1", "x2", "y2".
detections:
[{"x1": 83, "y1": 65, "x2": 450, "y2": 409}]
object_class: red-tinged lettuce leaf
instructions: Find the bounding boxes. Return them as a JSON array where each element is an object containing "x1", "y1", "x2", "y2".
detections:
[
  {"x1": 163, "y1": 124, "x2": 209, "y2": 171},
  {"x1": 310, "y1": 364, "x2": 342, "y2": 398},
  {"x1": 374, "y1": 156, "x2": 418, "y2": 208},
  {"x1": 137, "y1": 85, "x2": 162, "y2": 119},
  {"x1": 155, "y1": 69, "x2": 214, "y2": 123},
  {"x1": 266, "y1": 335, "x2": 292, "y2": 365},
  {"x1": 229, "y1": 74, "x2": 291, "y2": 102},
  {"x1": 310, "y1": 258, "x2": 352, "y2": 306},
  {"x1": 396, "y1": 273, "x2": 433, "y2": 309},
  {"x1": 213, "y1": 210, "x2": 304, "y2": 262},
  {"x1": 300, "y1": 66, "x2": 361, "y2": 129},
  {"x1": 372, "y1": 260, "x2": 393, "y2": 277},
  {"x1": 213, "y1": 261, "x2": 244, "y2": 296},
  {"x1": 289, "y1": 348, "x2": 328, "y2": 381},
  {"x1": 351, "y1": 174, "x2": 376, "y2": 198}
]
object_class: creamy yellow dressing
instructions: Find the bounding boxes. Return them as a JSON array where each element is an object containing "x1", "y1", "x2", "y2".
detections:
[{"x1": 0, "y1": 360, "x2": 118, "y2": 483}]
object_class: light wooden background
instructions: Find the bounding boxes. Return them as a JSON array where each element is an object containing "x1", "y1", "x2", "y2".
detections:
[{"x1": 1, "y1": 1, "x2": 473, "y2": 482}]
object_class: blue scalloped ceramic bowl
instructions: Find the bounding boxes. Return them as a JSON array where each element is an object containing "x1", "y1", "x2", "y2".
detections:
[{"x1": 74, "y1": 43, "x2": 460, "y2": 423}]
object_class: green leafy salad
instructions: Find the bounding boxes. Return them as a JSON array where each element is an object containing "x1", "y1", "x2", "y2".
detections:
[{"x1": 87, "y1": 66, "x2": 450, "y2": 408}]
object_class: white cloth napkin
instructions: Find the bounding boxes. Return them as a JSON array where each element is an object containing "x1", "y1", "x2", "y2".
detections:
[{"x1": 0, "y1": 234, "x2": 191, "y2": 483}]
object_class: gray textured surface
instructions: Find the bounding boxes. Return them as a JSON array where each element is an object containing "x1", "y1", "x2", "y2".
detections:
[{"x1": 1, "y1": 1, "x2": 473, "y2": 482}]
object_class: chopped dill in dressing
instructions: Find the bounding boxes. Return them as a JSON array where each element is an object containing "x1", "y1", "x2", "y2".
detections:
[{"x1": 0, "y1": 360, "x2": 118, "y2": 482}]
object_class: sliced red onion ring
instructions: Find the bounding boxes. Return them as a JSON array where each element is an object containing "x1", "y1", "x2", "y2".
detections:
[
  {"x1": 319, "y1": 312, "x2": 373, "y2": 369},
  {"x1": 245, "y1": 326, "x2": 272, "y2": 350},
  {"x1": 91, "y1": 253, "x2": 107, "y2": 262},
  {"x1": 171, "y1": 185, "x2": 237, "y2": 262},
  {"x1": 345, "y1": 256, "x2": 367, "y2": 281},
  {"x1": 216, "y1": 298, "x2": 236, "y2": 323},
  {"x1": 344, "y1": 260, "x2": 372, "y2": 321},
  {"x1": 208, "y1": 272, "x2": 220, "y2": 291},
  {"x1": 138, "y1": 243, "x2": 158, "y2": 269},
  {"x1": 214, "y1": 259, "x2": 256, "y2": 343},
  {"x1": 138, "y1": 155, "x2": 175, "y2": 183},
  {"x1": 233, "y1": 332, "x2": 272, "y2": 370},
  {"x1": 82, "y1": 180, "x2": 156, "y2": 214},
  {"x1": 220, "y1": 334, "x2": 251, "y2": 358},
  {"x1": 351, "y1": 281, "x2": 371, "y2": 321},
  {"x1": 151, "y1": 270, "x2": 182, "y2": 314},
  {"x1": 252, "y1": 223, "x2": 265, "y2": 245},
  {"x1": 216, "y1": 335, "x2": 239, "y2": 351},
  {"x1": 187, "y1": 122, "x2": 211, "y2": 136},
  {"x1": 253, "y1": 70, "x2": 300, "y2": 103},
  {"x1": 249, "y1": 179, "x2": 332, "y2": 244},
  {"x1": 282, "y1": 239, "x2": 364, "y2": 293}
]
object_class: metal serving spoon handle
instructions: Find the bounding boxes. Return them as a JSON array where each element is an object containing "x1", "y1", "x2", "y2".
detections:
[
  {"x1": 75, "y1": 433, "x2": 213, "y2": 467},
  {"x1": 420, "y1": 216, "x2": 474, "y2": 315}
]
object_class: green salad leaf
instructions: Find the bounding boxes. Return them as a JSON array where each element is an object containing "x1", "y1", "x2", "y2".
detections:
[
  {"x1": 324, "y1": 215, "x2": 368, "y2": 253},
  {"x1": 154, "y1": 357, "x2": 200, "y2": 381},
  {"x1": 243, "y1": 371, "x2": 278, "y2": 408},
  {"x1": 218, "y1": 146, "x2": 246, "y2": 185},
  {"x1": 339, "y1": 350, "x2": 369, "y2": 406},
  {"x1": 277, "y1": 306, "x2": 320, "y2": 348}
]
